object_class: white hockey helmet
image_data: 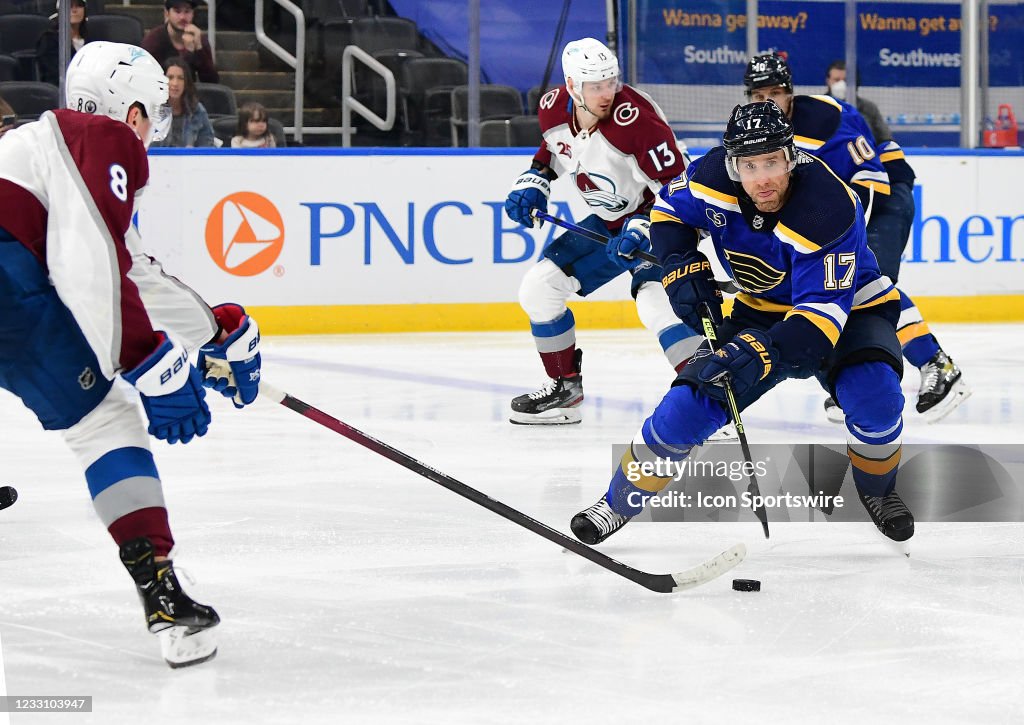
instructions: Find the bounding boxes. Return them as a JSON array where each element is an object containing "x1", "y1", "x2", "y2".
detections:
[
  {"x1": 65, "y1": 41, "x2": 171, "y2": 145},
  {"x1": 562, "y1": 37, "x2": 620, "y2": 106}
]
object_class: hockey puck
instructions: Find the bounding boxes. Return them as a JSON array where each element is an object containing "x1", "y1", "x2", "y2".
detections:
[
  {"x1": 732, "y1": 578, "x2": 760, "y2": 592},
  {"x1": 0, "y1": 485, "x2": 17, "y2": 510}
]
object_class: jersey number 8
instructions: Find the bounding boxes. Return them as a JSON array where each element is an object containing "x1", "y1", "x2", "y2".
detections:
[{"x1": 109, "y1": 164, "x2": 129, "y2": 202}]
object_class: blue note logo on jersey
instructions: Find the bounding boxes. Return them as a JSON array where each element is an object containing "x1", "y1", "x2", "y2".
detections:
[
  {"x1": 572, "y1": 168, "x2": 628, "y2": 212},
  {"x1": 706, "y1": 208, "x2": 726, "y2": 227}
]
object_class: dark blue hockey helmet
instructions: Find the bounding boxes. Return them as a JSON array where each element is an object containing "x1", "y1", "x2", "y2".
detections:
[
  {"x1": 723, "y1": 102, "x2": 798, "y2": 181},
  {"x1": 744, "y1": 52, "x2": 793, "y2": 96}
]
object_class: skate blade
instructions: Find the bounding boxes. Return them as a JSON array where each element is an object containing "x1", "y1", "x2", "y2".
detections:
[
  {"x1": 159, "y1": 625, "x2": 218, "y2": 669},
  {"x1": 871, "y1": 525, "x2": 913, "y2": 558},
  {"x1": 921, "y1": 378, "x2": 972, "y2": 424},
  {"x1": 705, "y1": 424, "x2": 738, "y2": 442},
  {"x1": 509, "y1": 408, "x2": 582, "y2": 425},
  {"x1": 825, "y1": 407, "x2": 846, "y2": 424}
]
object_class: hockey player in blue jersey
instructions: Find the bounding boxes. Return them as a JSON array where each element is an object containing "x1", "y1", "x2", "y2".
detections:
[
  {"x1": 743, "y1": 52, "x2": 969, "y2": 423},
  {"x1": 570, "y1": 102, "x2": 914, "y2": 546}
]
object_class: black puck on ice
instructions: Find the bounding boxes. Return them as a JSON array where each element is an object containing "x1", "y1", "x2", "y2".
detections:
[
  {"x1": 732, "y1": 578, "x2": 760, "y2": 592},
  {"x1": 0, "y1": 485, "x2": 17, "y2": 510}
]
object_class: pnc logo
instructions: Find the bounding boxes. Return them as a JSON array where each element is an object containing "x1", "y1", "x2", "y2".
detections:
[{"x1": 205, "y1": 192, "x2": 284, "y2": 276}]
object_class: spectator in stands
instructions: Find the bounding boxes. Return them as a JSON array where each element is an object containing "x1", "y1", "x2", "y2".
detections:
[
  {"x1": 142, "y1": 0, "x2": 219, "y2": 83},
  {"x1": 0, "y1": 95, "x2": 16, "y2": 140},
  {"x1": 36, "y1": 0, "x2": 89, "y2": 86},
  {"x1": 150, "y1": 56, "x2": 216, "y2": 147},
  {"x1": 231, "y1": 102, "x2": 276, "y2": 148},
  {"x1": 825, "y1": 59, "x2": 890, "y2": 144}
]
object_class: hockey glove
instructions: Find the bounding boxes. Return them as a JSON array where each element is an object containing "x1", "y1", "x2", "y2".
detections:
[
  {"x1": 697, "y1": 329, "x2": 778, "y2": 401},
  {"x1": 661, "y1": 251, "x2": 723, "y2": 331},
  {"x1": 197, "y1": 303, "x2": 261, "y2": 409},
  {"x1": 504, "y1": 169, "x2": 550, "y2": 227},
  {"x1": 605, "y1": 216, "x2": 651, "y2": 272},
  {"x1": 122, "y1": 333, "x2": 211, "y2": 444}
]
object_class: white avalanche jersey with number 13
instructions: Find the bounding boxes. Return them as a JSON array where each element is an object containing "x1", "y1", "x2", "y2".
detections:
[{"x1": 533, "y1": 84, "x2": 687, "y2": 231}]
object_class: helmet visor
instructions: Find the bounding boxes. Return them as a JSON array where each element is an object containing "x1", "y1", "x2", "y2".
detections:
[
  {"x1": 148, "y1": 102, "x2": 172, "y2": 143},
  {"x1": 726, "y1": 150, "x2": 797, "y2": 183}
]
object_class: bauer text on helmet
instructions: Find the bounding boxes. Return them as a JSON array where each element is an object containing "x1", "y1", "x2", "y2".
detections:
[
  {"x1": 562, "y1": 38, "x2": 621, "y2": 117},
  {"x1": 723, "y1": 102, "x2": 798, "y2": 211},
  {"x1": 65, "y1": 42, "x2": 172, "y2": 146}
]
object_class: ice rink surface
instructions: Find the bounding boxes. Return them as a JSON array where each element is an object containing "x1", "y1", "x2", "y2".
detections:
[{"x1": 1, "y1": 323, "x2": 1022, "y2": 724}]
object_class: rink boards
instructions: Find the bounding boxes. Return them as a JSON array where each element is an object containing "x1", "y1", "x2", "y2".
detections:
[{"x1": 142, "y1": 148, "x2": 1024, "y2": 334}]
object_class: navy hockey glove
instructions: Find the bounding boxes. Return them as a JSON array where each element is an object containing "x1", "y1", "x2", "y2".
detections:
[
  {"x1": 197, "y1": 303, "x2": 261, "y2": 409},
  {"x1": 698, "y1": 329, "x2": 778, "y2": 400},
  {"x1": 504, "y1": 169, "x2": 550, "y2": 227},
  {"x1": 661, "y1": 251, "x2": 723, "y2": 331},
  {"x1": 123, "y1": 333, "x2": 211, "y2": 444},
  {"x1": 605, "y1": 217, "x2": 651, "y2": 272}
]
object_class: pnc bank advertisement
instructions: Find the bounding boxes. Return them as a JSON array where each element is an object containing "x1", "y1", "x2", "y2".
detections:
[{"x1": 139, "y1": 149, "x2": 1024, "y2": 331}]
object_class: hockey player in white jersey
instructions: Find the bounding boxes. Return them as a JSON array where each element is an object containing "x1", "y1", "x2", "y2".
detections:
[
  {"x1": 0, "y1": 42, "x2": 261, "y2": 668},
  {"x1": 504, "y1": 38, "x2": 696, "y2": 424}
]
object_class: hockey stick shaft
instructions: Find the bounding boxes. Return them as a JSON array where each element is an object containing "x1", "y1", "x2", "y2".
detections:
[
  {"x1": 533, "y1": 211, "x2": 742, "y2": 295},
  {"x1": 532, "y1": 211, "x2": 661, "y2": 264},
  {"x1": 699, "y1": 304, "x2": 770, "y2": 539},
  {"x1": 259, "y1": 381, "x2": 744, "y2": 593}
]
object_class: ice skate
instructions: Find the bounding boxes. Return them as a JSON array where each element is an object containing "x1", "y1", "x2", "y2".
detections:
[
  {"x1": 916, "y1": 350, "x2": 971, "y2": 423},
  {"x1": 570, "y1": 496, "x2": 631, "y2": 545},
  {"x1": 120, "y1": 538, "x2": 220, "y2": 668},
  {"x1": 706, "y1": 422, "x2": 738, "y2": 442},
  {"x1": 856, "y1": 488, "x2": 914, "y2": 544},
  {"x1": 823, "y1": 396, "x2": 845, "y2": 424},
  {"x1": 510, "y1": 350, "x2": 583, "y2": 425}
]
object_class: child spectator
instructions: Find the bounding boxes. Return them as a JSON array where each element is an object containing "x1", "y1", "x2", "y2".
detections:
[{"x1": 231, "y1": 102, "x2": 276, "y2": 148}]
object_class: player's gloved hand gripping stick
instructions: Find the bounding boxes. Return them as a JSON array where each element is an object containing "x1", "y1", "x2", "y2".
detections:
[{"x1": 699, "y1": 302, "x2": 770, "y2": 539}]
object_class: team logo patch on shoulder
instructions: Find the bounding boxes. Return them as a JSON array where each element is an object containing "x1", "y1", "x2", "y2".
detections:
[
  {"x1": 706, "y1": 208, "x2": 727, "y2": 227},
  {"x1": 613, "y1": 103, "x2": 640, "y2": 126},
  {"x1": 540, "y1": 88, "x2": 560, "y2": 110}
]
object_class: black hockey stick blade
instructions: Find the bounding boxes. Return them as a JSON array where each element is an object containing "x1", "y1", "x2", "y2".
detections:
[{"x1": 260, "y1": 381, "x2": 746, "y2": 593}]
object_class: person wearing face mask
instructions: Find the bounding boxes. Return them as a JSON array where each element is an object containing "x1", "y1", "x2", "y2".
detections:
[
  {"x1": 0, "y1": 42, "x2": 262, "y2": 668},
  {"x1": 825, "y1": 60, "x2": 890, "y2": 149}
]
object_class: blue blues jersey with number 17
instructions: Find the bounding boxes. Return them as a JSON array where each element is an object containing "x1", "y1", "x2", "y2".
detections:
[{"x1": 651, "y1": 146, "x2": 900, "y2": 365}]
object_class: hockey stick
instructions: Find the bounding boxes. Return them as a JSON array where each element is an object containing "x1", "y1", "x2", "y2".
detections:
[
  {"x1": 259, "y1": 381, "x2": 745, "y2": 593},
  {"x1": 699, "y1": 303, "x2": 770, "y2": 539},
  {"x1": 533, "y1": 211, "x2": 741, "y2": 294},
  {"x1": 532, "y1": 210, "x2": 660, "y2": 264}
]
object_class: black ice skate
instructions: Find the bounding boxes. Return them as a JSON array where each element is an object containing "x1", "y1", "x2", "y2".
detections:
[
  {"x1": 916, "y1": 350, "x2": 971, "y2": 423},
  {"x1": 570, "y1": 496, "x2": 632, "y2": 545},
  {"x1": 856, "y1": 488, "x2": 915, "y2": 543},
  {"x1": 510, "y1": 349, "x2": 583, "y2": 425},
  {"x1": 120, "y1": 537, "x2": 220, "y2": 668}
]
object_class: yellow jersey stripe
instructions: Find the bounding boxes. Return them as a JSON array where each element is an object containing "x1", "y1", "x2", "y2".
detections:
[
  {"x1": 786, "y1": 309, "x2": 842, "y2": 345},
  {"x1": 795, "y1": 134, "x2": 826, "y2": 149},
  {"x1": 775, "y1": 223, "x2": 822, "y2": 253},
  {"x1": 880, "y1": 150, "x2": 905, "y2": 163},
  {"x1": 852, "y1": 179, "x2": 891, "y2": 196},
  {"x1": 810, "y1": 94, "x2": 844, "y2": 111},
  {"x1": 651, "y1": 209, "x2": 682, "y2": 224},
  {"x1": 690, "y1": 181, "x2": 740, "y2": 210}
]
